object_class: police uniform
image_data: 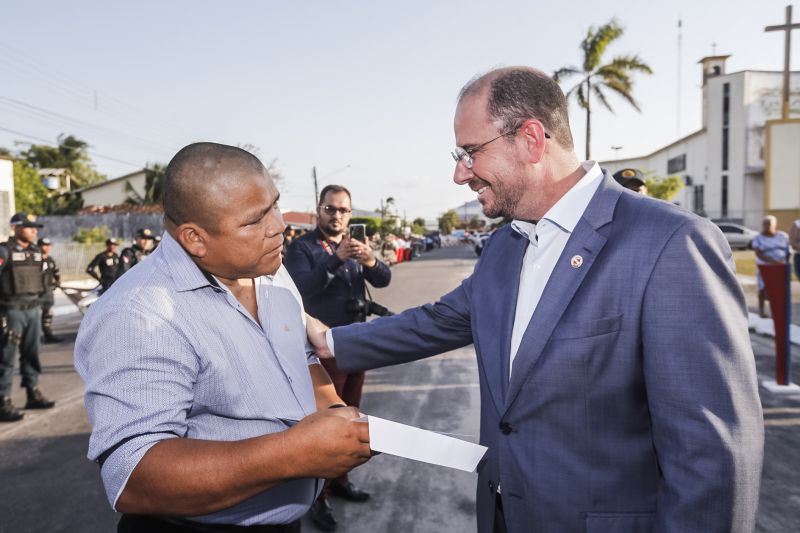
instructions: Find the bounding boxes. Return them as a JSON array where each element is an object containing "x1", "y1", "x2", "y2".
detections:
[
  {"x1": 38, "y1": 238, "x2": 62, "y2": 343},
  {"x1": 87, "y1": 239, "x2": 120, "y2": 292},
  {"x1": 0, "y1": 213, "x2": 55, "y2": 422},
  {"x1": 115, "y1": 229, "x2": 154, "y2": 281}
]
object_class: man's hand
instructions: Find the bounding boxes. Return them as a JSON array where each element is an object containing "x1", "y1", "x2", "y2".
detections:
[
  {"x1": 350, "y1": 239, "x2": 377, "y2": 268},
  {"x1": 286, "y1": 407, "x2": 370, "y2": 479},
  {"x1": 335, "y1": 236, "x2": 357, "y2": 262},
  {"x1": 306, "y1": 313, "x2": 333, "y2": 358}
]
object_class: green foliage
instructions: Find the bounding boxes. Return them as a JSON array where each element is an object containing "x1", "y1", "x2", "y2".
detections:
[
  {"x1": 645, "y1": 175, "x2": 684, "y2": 201},
  {"x1": 410, "y1": 223, "x2": 426, "y2": 235},
  {"x1": 553, "y1": 19, "x2": 652, "y2": 159},
  {"x1": 438, "y1": 209, "x2": 461, "y2": 235},
  {"x1": 20, "y1": 134, "x2": 106, "y2": 188},
  {"x1": 412, "y1": 217, "x2": 426, "y2": 227},
  {"x1": 350, "y1": 217, "x2": 381, "y2": 236},
  {"x1": 126, "y1": 163, "x2": 165, "y2": 205},
  {"x1": 73, "y1": 226, "x2": 111, "y2": 244},
  {"x1": 13, "y1": 160, "x2": 50, "y2": 214}
]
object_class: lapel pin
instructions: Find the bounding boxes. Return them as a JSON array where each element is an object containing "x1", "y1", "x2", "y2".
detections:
[{"x1": 570, "y1": 255, "x2": 583, "y2": 269}]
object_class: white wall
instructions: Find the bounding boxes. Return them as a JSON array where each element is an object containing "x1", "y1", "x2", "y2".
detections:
[
  {"x1": 0, "y1": 159, "x2": 15, "y2": 240},
  {"x1": 81, "y1": 171, "x2": 146, "y2": 207}
]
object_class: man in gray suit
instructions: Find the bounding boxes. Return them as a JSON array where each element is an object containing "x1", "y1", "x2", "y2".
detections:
[{"x1": 308, "y1": 66, "x2": 763, "y2": 533}]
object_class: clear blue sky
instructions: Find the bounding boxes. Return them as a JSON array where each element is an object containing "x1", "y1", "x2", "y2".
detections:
[{"x1": 1, "y1": 0, "x2": 796, "y2": 219}]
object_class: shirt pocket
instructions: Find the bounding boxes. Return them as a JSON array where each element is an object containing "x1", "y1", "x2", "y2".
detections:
[{"x1": 551, "y1": 314, "x2": 624, "y2": 340}]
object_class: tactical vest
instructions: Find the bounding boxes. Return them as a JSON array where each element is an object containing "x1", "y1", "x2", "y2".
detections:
[{"x1": 0, "y1": 240, "x2": 45, "y2": 300}]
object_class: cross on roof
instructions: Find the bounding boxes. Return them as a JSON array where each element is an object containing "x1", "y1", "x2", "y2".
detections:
[{"x1": 765, "y1": 5, "x2": 800, "y2": 119}]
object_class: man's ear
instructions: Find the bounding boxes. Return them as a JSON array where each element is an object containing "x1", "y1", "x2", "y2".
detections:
[
  {"x1": 174, "y1": 223, "x2": 208, "y2": 259},
  {"x1": 520, "y1": 119, "x2": 548, "y2": 164}
]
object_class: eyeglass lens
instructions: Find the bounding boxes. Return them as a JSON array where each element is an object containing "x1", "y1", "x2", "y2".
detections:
[{"x1": 323, "y1": 205, "x2": 351, "y2": 215}]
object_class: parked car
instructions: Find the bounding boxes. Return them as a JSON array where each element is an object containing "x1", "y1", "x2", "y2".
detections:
[
  {"x1": 474, "y1": 233, "x2": 492, "y2": 256},
  {"x1": 715, "y1": 222, "x2": 758, "y2": 250}
]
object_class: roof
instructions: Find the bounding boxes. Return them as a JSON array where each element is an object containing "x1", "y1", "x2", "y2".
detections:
[
  {"x1": 282, "y1": 211, "x2": 317, "y2": 226},
  {"x1": 698, "y1": 55, "x2": 732, "y2": 63},
  {"x1": 599, "y1": 128, "x2": 706, "y2": 165}
]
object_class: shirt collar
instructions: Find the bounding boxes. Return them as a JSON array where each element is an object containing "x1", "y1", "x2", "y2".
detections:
[
  {"x1": 160, "y1": 232, "x2": 222, "y2": 293},
  {"x1": 511, "y1": 160, "x2": 603, "y2": 240}
]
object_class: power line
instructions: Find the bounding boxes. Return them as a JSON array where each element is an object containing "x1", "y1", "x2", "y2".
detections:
[{"x1": 0, "y1": 125, "x2": 143, "y2": 168}]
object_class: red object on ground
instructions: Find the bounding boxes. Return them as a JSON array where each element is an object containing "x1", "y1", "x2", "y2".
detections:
[
  {"x1": 396, "y1": 249, "x2": 404, "y2": 263},
  {"x1": 759, "y1": 263, "x2": 790, "y2": 384}
]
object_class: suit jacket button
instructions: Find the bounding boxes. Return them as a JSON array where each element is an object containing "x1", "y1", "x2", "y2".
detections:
[
  {"x1": 499, "y1": 422, "x2": 512, "y2": 435},
  {"x1": 488, "y1": 481, "x2": 495, "y2": 492}
]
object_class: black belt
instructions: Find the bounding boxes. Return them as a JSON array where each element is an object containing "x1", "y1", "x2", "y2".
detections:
[
  {"x1": 1, "y1": 301, "x2": 41, "y2": 311},
  {"x1": 118, "y1": 514, "x2": 300, "y2": 533}
]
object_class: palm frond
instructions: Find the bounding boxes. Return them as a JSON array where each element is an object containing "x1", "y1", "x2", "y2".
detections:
[
  {"x1": 608, "y1": 54, "x2": 653, "y2": 74},
  {"x1": 553, "y1": 66, "x2": 582, "y2": 83},
  {"x1": 592, "y1": 85, "x2": 614, "y2": 113},
  {"x1": 576, "y1": 82, "x2": 588, "y2": 109},
  {"x1": 583, "y1": 19, "x2": 624, "y2": 71},
  {"x1": 600, "y1": 78, "x2": 642, "y2": 112}
]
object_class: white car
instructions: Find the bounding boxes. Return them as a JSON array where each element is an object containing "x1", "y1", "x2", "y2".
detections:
[{"x1": 715, "y1": 222, "x2": 758, "y2": 250}]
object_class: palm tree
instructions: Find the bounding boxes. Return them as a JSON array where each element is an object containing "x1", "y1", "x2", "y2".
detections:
[{"x1": 553, "y1": 19, "x2": 652, "y2": 160}]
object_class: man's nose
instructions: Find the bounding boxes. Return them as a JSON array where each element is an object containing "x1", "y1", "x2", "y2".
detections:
[{"x1": 453, "y1": 160, "x2": 472, "y2": 185}]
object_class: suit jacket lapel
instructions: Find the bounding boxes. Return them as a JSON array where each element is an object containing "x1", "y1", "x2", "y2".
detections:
[
  {"x1": 503, "y1": 174, "x2": 620, "y2": 413},
  {"x1": 476, "y1": 229, "x2": 528, "y2": 414}
]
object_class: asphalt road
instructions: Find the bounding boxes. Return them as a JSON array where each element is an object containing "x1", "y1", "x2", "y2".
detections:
[{"x1": 2, "y1": 243, "x2": 799, "y2": 532}]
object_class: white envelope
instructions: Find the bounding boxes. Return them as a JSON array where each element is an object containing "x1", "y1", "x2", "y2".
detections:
[{"x1": 357, "y1": 415, "x2": 487, "y2": 472}]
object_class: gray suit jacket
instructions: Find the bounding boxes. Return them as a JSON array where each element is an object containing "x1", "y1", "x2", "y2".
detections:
[{"x1": 332, "y1": 173, "x2": 764, "y2": 533}]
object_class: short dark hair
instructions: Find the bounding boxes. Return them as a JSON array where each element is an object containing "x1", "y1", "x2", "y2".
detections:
[
  {"x1": 459, "y1": 67, "x2": 574, "y2": 150},
  {"x1": 162, "y1": 142, "x2": 266, "y2": 229},
  {"x1": 318, "y1": 184, "x2": 351, "y2": 205}
]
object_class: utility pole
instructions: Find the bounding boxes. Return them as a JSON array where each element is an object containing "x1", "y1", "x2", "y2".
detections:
[
  {"x1": 312, "y1": 166, "x2": 319, "y2": 206},
  {"x1": 765, "y1": 4, "x2": 800, "y2": 119}
]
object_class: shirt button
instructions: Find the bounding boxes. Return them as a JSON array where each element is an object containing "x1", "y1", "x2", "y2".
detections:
[{"x1": 499, "y1": 422, "x2": 512, "y2": 435}]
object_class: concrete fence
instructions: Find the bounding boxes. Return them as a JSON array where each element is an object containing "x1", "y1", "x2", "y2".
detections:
[{"x1": 38, "y1": 213, "x2": 164, "y2": 243}]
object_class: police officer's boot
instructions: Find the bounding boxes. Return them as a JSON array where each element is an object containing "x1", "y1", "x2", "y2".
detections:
[
  {"x1": 43, "y1": 329, "x2": 63, "y2": 344},
  {"x1": 25, "y1": 387, "x2": 55, "y2": 409},
  {"x1": 0, "y1": 396, "x2": 24, "y2": 422}
]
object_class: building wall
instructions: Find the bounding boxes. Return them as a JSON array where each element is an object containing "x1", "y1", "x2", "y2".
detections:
[
  {"x1": 0, "y1": 159, "x2": 15, "y2": 241},
  {"x1": 37, "y1": 212, "x2": 164, "y2": 243},
  {"x1": 81, "y1": 171, "x2": 146, "y2": 207}
]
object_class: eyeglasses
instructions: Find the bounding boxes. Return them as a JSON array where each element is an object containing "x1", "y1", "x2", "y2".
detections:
[
  {"x1": 321, "y1": 205, "x2": 352, "y2": 216},
  {"x1": 451, "y1": 128, "x2": 550, "y2": 169}
]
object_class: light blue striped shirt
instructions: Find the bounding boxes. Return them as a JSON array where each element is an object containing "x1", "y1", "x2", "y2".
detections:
[{"x1": 75, "y1": 232, "x2": 321, "y2": 525}]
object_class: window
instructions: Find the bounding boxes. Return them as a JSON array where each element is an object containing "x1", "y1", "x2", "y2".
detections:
[
  {"x1": 721, "y1": 175, "x2": 728, "y2": 218},
  {"x1": 694, "y1": 184, "x2": 705, "y2": 214},
  {"x1": 667, "y1": 154, "x2": 687, "y2": 174},
  {"x1": 722, "y1": 83, "x2": 730, "y2": 171}
]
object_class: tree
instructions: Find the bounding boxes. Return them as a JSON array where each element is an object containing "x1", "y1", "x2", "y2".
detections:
[
  {"x1": 126, "y1": 163, "x2": 165, "y2": 205},
  {"x1": 553, "y1": 19, "x2": 652, "y2": 160},
  {"x1": 13, "y1": 160, "x2": 50, "y2": 214},
  {"x1": 645, "y1": 175, "x2": 684, "y2": 201},
  {"x1": 438, "y1": 209, "x2": 461, "y2": 235},
  {"x1": 20, "y1": 134, "x2": 106, "y2": 187}
]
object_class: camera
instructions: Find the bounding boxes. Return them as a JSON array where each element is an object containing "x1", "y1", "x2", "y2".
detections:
[{"x1": 345, "y1": 297, "x2": 394, "y2": 319}]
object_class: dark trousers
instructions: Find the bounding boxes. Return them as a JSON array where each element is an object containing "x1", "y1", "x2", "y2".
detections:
[
  {"x1": 41, "y1": 292, "x2": 54, "y2": 335},
  {"x1": 0, "y1": 307, "x2": 42, "y2": 396},
  {"x1": 319, "y1": 357, "x2": 366, "y2": 497},
  {"x1": 118, "y1": 514, "x2": 300, "y2": 532}
]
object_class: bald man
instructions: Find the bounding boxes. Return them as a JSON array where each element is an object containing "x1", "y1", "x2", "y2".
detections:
[{"x1": 75, "y1": 142, "x2": 370, "y2": 532}]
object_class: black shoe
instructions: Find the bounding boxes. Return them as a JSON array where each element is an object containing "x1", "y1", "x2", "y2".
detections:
[
  {"x1": 0, "y1": 396, "x2": 24, "y2": 422},
  {"x1": 330, "y1": 481, "x2": 370, "y2": 502},
  {"x1": 43, "y1": 334, "x2": 64, "y2": 344},
  {"x1": 25, "y1": 387, "x2": 55, "y2": 409},
  {"x1": 309, "y1": 498, "x2": 337, "y2": 531}
]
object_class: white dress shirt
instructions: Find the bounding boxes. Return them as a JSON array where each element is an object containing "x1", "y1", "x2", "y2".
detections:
[{"x1": 508, "y1": 161, "x2": 603, "y2": 378}]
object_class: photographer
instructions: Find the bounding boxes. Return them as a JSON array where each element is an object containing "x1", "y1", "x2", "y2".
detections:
[{"x1": 285, "y1": 184, "x2": 391, "y2": 532}]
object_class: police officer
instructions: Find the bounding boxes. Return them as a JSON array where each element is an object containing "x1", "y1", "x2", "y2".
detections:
[
  {"x1": 115, "y1": 228, "x2": 155, "y2": 280},
  {"x1": 285, "y1": 185, "x2": 392, "y2": 532},
  {"x1": 0, "y1": 213, "x2": 55, "y2": 422},
  {"x1": 613, "y1": 168, "x2": 649, "y2": 195},
  {"x1": 87, "y1": 238, "x2": 120, "y2": 292},
  {"x1": 38, "y1": 238, "x2": 62, "y2": 344}
]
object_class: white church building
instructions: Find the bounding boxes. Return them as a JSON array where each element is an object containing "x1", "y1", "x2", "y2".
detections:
[{"x1": 601, "y1": 55, "x2": 800, "y2": 230}]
